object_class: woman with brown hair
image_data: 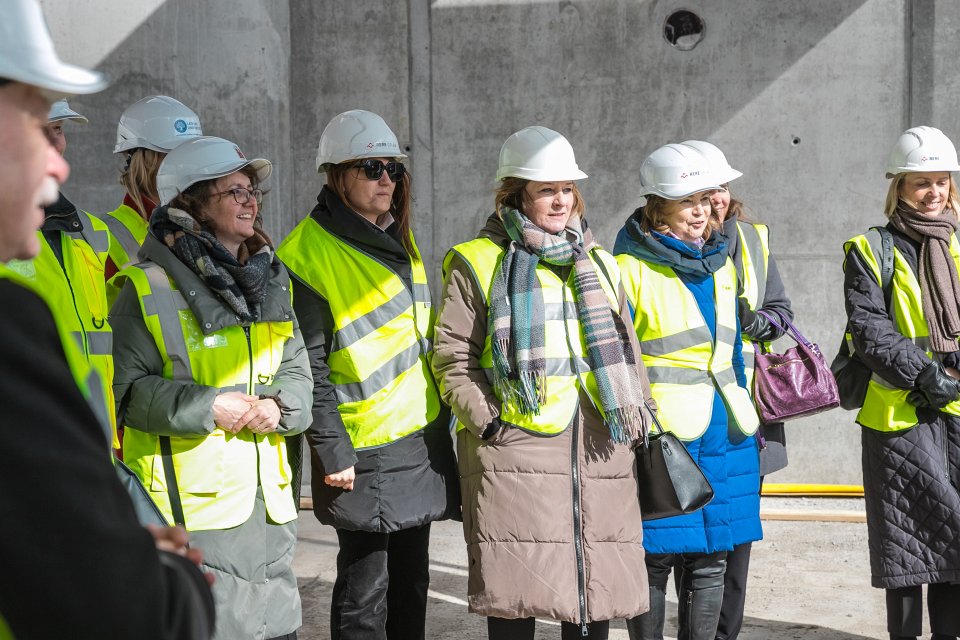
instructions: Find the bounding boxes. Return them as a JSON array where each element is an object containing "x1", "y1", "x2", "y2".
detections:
[
  {"x1": 102, "y1": 95, "x2": 202, "y2": 278},
  {"x1": 111, "y1": 135, "x2": 313, "y2": 639},
  {"x1": 432, "y1": 125, "x2": 653, "y2": 639},
  {"x1": 277, "y1": 110, "x2": 459, "y2": 640}
]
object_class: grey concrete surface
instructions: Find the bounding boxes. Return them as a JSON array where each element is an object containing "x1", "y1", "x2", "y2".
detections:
[
  {"x1": 292, "y1": 497, "x2": 890, "y2": 639},
  {"x1": 35, "y1": 0, "x2": 960, "y2": 483}
]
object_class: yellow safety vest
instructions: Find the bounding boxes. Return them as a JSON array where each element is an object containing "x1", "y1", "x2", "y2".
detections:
[
  {"x1": 6, "y1": 213, "x2": 118, "y2": 448},
  {"x1": 732, "y1": 221, "x2": 771, "y2": 386},
  {"x1": 115, "y1": 262, "x2": 297, "y2": 530},
  {"x1": 444, "y1": 237, "x2": 621, "y2": 434},
  {"x1": 843, "y1": 230, "x2": 960, "y2": 432},
  {"x1": 99, "y1": 203, "x2": 148, "y2": 270},
  {"x1": 617, "y1": 253, "x2": 760, "y2": 440},
  {"x1": 0, "y1": 263, "x2": 113, "y2": 444},
  {"x1": 277, "y1": 218, "x2": 439, "y2": 449}
]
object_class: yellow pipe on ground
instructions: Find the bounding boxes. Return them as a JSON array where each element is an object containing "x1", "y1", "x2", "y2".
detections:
[{"x1": 761, "y1": 483, "x2": 864, "y2": 497}]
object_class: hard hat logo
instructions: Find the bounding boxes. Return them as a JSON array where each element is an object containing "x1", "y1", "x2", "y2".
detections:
[
  {"x1": 234, "y1": 146, "x2": 245, "y2": 159},
  {"x1": 174, "y1": 119, "x2": 187, "y2": 134}
]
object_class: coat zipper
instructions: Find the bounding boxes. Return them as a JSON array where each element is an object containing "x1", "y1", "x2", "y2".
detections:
[
  {"x1": 560, "y1": 279, "x2": 589, "y2": 635},
  {"x1": 942, "y1": 419, "x2": 953, "y2": 489}
]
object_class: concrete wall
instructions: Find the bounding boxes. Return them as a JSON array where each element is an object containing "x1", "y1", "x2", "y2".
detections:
[{"x1": 37, "y1": 0, "x2": 960, "y2": 483}]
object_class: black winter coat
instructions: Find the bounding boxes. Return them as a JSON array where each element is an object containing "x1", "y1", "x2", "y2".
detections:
[
  {"x1": 285, "y1": 187, "x2": 460, "y2": 533},
  {"x1": 0, "y1": 278, "x2": 215, "y2": 638},
  {"x1": 844, "y1": 223, "x2": 960, "y2": 588}
]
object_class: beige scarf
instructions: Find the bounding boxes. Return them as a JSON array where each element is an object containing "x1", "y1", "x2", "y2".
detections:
[{"x1": 890, "y1": 204, "x2": 960, "y2": 352}]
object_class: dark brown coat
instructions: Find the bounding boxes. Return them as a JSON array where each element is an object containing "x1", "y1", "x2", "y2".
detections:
[{"x1": 432, "y1": 213, "x2": 652, "y2": 624}]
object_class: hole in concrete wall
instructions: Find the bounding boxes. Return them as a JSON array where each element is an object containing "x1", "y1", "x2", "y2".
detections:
[
  {"x1": 663, "y1": 10, "x2": 705, "y2": 51},
  {"x1": 792, "y1": 136, "x2": 801, "y2": 146}
]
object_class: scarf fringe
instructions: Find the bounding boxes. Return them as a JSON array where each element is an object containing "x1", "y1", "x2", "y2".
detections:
[{"x1": 604, "y1": 406, "x2": 644, "y2": 446}]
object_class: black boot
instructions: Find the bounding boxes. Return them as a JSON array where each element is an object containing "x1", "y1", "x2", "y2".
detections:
[
  {"x1": 677, "y1": 585, "x2": 724, "y2": 640},
  {"x1": 626, "y1": 583, "x2": 666, "y2": 640}
]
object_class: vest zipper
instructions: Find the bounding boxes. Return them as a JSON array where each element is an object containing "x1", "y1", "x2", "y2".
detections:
[{"x1": 58, "y1": 236, "x2": 91, "y2": 358}]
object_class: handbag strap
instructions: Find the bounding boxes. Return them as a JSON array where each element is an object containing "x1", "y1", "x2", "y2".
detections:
[
  {"x1": 756, "y1": 308, "x2": 814, "y2": 349},
  {"x1": 640, "y1": 399, "x2": 665, "y2": 449}
]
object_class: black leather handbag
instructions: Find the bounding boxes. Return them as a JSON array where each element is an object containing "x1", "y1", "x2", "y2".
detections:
[{"x1": 636, "y1": 407, "x2": 715, "y2": 521}]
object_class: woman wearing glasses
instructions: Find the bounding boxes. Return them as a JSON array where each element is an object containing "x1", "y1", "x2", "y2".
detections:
[
  {"x1": 277, "y1": 110, "x2": 458, "y2": 640},
  {"x1": 111, "y1": 136, "x2": 313, "y2": 640}
]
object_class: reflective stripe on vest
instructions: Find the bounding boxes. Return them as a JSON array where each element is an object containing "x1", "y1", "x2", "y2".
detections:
[
  {"x1": 6, "y1": 220, "x2": 118, "y2": 447},
  {"x1": 0, "y1": 264, "x2": 113, "y2": 447},
  {"x1": 734, "y1": 221, "x2": 770, "y2": 388},
  {"x1": 116, "y1": 262, "x2": 297, "y2": 530},
  {"x1": 444, "y1": 237, "x2": 622, "y2": 435},
  {"x1": 99, "y1": 204, "x2": 147, "y2": 269},
  {"x1": 617, "y1": 253, "x2": 759, "y2": 440},
  {"x1": 843, "y1": 231, "x2": 960, "y2": 432},
  {"x1": 277, "y1": 217, "x2": 438, "y2": 450}
]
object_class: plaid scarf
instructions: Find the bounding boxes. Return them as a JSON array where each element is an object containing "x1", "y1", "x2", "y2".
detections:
[
  {"x1": 488, "y1": 207, "x2": 645, "y2": 444},
  {"x1": 150, "y1": 206, "x2": 274, "y2": 323}
]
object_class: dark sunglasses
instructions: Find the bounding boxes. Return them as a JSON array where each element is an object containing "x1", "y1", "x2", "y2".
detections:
[{"x1": 353, "y1": 159, "x2": 406, "y2": 182}]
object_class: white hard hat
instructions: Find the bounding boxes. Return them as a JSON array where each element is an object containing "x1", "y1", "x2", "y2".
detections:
[
  {"x1": 316, "y1": 109, "x2": 406, "y2": 173},
  {"x1": 639, "y1": 143, "x2": 722, "y2": 199},
  {"x1": 48, "y1": 98, "x2": 87, "y2": 124},
  {"x1": 156, "y1": 136, "x2": 272, "y2": 206},
  {"x1": 496, "y1": 126, "x2": 588, "y2": 182},
  {"x1": 114, "y1": 95, "x2": 203, "y2": 154},
  {"x1": 682, "y1": 140, "x2": 742, "y2": 184},
  {"x1": 885, "y1": 126, "x2": 960, "y2": 178},
  {"x1": 0, "y1": 0, "x2": 108, "y2": 95}
]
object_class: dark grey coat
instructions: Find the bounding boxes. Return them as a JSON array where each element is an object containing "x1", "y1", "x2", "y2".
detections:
[
  {"x1": 723, "y1": 215, "x2": 792, "y2": 476},
  {"x1": 286, "y1": 187, "x2": 459, "y2": 533},
  {"x1": 844, "y1": 224, "x2": 960, "y2": 589}
]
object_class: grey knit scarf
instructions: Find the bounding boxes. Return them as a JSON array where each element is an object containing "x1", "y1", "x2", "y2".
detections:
[
  {"x1": 488, "y1": 207, "x2": 645, "y2": 444},
  {"x1": 890, "y1": 204, "x2": 960, "y2": 352}
]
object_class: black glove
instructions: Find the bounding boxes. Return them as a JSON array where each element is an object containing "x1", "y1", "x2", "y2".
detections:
[
  {"x1": 480, "y1": 417, "x2": 503, "y2": 441},
  {"x1": 908, "y1": 361, "x2": 960, "y2": 409}
]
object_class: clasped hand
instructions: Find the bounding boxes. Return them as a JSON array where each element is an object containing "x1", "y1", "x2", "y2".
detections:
[{"x1": 212, "y1": 391, "x2": 281, "y2": 434}]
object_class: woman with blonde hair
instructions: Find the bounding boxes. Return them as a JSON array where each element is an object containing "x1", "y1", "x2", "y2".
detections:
[
  {"x1": 433, "y1": 125, "x2": 653, "y2": 639},
  {"x1": 843, "y1": 126, "x2": 960, "y2": 640},
  {"x1": 102, "y1": 95, "x2": 202, "y2": 278}
]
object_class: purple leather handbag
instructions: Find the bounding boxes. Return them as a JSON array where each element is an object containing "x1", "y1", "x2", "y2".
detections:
[{"x1": 752, "y1": 309, "x2": 840, "y2": 423}]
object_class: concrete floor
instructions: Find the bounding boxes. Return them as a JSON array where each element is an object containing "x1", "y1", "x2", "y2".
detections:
[{"x1": 292, "y1": 497, "x2": 891, "y2": 639}]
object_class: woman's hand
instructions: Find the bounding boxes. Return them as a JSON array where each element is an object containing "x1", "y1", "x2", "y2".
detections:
[
  {"x1": 212, "y1": 391, "x2": 258, "y2": 433},
  {"x1": 324, "y1": 466, "x2": 355, "y2": 491},
  {"x1": 237, "y1": 398, "x2": 282, "y2": 434}
]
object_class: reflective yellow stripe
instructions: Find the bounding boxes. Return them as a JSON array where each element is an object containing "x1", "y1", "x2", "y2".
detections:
[{"x1": 141, "y1": 263, "x2": 193, "y2": 382}]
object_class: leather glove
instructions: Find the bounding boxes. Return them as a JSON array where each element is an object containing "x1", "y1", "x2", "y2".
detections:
[
  {"x1": 480, "y1": 417, "x2": 503, "y2": 441},
  {"x1": 908, "y1": 361, "x2": 960, "y2": 409}
]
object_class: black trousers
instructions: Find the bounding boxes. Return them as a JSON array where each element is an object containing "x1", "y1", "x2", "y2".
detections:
[
  {"x1": 714, "y1": 541, "x2": 751, "y2": 640},
  {"x1": 331, "y1": 524, "x2": 431, "y2": 640},
  {"x1": 886, "y1": 583, "x2": 960, "y2": 638},
  {"x1": 487, "y1": 617, "x2": 610, "y2": 639}
]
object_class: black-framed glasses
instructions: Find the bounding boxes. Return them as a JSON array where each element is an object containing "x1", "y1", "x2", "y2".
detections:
[
  {"x1": 213, "y1": 187, "x2": 263, "y2": 206},
  {"x1": 353, "y1": 159, "x2": 406, "y2": 182}
]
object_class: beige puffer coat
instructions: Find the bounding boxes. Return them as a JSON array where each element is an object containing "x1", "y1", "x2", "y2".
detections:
[{"x1": 432, "y1": 213, "x2": 652, "y2": 624}]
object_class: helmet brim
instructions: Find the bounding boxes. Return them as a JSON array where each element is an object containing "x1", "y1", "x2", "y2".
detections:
[
  {"x1": 4, "y1": 58, "x2": 109, "y2": 96},
  {"x1": 495, "y1": 166, "x2": 589, "y2": 182}
]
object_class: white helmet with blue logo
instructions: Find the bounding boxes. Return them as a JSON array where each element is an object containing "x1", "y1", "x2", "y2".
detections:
[{"x1": 114, "y1": 95, "x2": 203, "y2": 154}]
